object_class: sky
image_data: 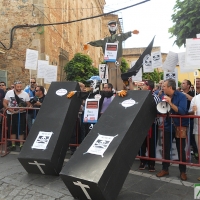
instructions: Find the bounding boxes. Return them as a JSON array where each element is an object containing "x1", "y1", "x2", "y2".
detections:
[{"x1": 104, "y1": 0, "x2": 186, "y2": 53}]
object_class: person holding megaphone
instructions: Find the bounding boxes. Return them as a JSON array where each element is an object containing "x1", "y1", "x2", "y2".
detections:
[{"x1": 156, "y1": 79, "x2": 189, "y2": 181}]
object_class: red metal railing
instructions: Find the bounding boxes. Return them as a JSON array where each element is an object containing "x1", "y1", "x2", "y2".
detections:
[{"x1": 137, "y1": 114, "x2": 200, "y2": 167}]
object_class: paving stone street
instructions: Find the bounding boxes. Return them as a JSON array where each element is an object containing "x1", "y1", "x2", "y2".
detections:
[{"x1": 0, "y1": 151, "x2": 198, "y2": 200}]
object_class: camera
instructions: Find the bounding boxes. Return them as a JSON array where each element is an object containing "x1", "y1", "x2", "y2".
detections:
[{"x1": 30, "y1": 96, "x2": 38, "y2": 105}]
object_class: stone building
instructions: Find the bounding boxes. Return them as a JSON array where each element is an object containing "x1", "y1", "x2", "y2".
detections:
[{"x1": 0, "y1": 0, "x2": 107, "y2": 88}]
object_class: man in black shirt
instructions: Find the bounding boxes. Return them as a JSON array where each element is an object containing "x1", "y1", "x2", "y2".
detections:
[{"x1": 29, "y1": 86, "x2": 45, "y2": 129}]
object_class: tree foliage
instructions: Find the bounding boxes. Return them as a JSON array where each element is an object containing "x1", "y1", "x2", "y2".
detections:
[
  {"x1": 142, "y1": 69, "x2": 163, "y2": 83},
  {"x1": 169, "y1": 0, "x2": 200, "y2": 47},
  {"x1": 64, "y1": 53, "x2": 99, "y2": 84},
  {"x1": 120, "y1": 57, "x2": 129, "y2": 73}
]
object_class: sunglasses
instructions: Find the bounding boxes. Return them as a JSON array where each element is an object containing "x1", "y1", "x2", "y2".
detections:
[
  {"x1": 0, "y1": 84, "x2": 5, "y2": 86},
  {"x1": 31, "y1": 82, "x2": 36, "y2": 84},
  {"x1": 14, "y1": 81, "x2": 22, "y2": 85},
  {"x1": 35, "y1": 90, "x2": 40, "y2": 92}
]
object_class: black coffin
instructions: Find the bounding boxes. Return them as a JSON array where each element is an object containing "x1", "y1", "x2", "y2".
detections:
[
  {"x1": 18, "y1": 82, "x2": 81, "y2": 175},
  {"x1": 60, "y1": 90, "x2": 157, "y2": 200}
]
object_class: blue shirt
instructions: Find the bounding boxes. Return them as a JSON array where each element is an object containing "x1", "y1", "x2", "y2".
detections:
[
  {"x1": 24, "y1": 85, "x2": 35, "y2": 98},
  {"x1": 164, "y1": 90, "x2": 189, "y2": 132}
]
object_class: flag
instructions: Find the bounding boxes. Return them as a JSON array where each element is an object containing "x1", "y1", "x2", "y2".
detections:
[{"x1": 121, "y1": 36, "x2": 155, "y2": 81}]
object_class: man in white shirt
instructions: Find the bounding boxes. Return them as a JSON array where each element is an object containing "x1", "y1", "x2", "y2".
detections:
[{"x1": 3, "y1": 81, "x2": 30, "y2": 151}]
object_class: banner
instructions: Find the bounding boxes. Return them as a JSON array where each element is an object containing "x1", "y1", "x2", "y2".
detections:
[{"x1": 121, "y1": 36, "x2": 155, "y2": 81}]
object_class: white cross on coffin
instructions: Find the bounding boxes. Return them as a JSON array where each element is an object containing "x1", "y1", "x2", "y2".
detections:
[
  {"x1": 73, "y1": 181, "x2": 91, "y2": 200},
  {"x1": 28, "y1": 161, "x2": 45, "y2": 174}
]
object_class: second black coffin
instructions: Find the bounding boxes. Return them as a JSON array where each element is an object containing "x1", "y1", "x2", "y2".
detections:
[{"x1": 60, "y1": 90, "x2": 157, "y2": 200}]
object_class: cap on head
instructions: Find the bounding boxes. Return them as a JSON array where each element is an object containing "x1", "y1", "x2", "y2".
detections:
[
  {"x1": 86, "y1": 76, "x2": 101, "y2": 82},
  {"x1": 107, "y1": 20, "x2": 117, "y2": 34}
]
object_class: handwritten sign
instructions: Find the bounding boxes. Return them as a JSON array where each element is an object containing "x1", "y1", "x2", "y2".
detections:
[
  {"x1": 44, "y1": 65, "x2": 57, "y2": 84},
  {"x1": 37, "y1": 60, "x2": 48, "y2": 78},
  {"x1": 162, "y1": 51, "x2": 178, "y2": 71},
  {"x1": 25, "y1": 49, "x2": 38, "y2": 70},
  {"x1": 178, "y1": 52, "x2": 193, "y2": 73},
  {"x1": 185, "y1": 38, "x2": 200, "y2": 69}
]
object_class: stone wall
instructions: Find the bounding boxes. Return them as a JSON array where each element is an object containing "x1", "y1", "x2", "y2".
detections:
[{"x1": 0, "y1": 0, "x2": 106, "y2": 88}]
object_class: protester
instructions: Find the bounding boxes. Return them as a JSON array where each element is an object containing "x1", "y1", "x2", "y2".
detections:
[
  {"x1": 3, "y1": 81, "x2": 30, "y2": 151},
  {"x1": 24, "y1": 78, "x2": 37, "y2": 132},
  {"x1": 29, "y1": 86, "x2": 46, "y2": 130},
  {"x1": 0, "y1": 81, "x2": 7, "y2": 94},
  {"x1": 156, "y1": 79, "x2": 188, "y2": 181},
  {"x1": 99, "y1": 83, "x2": 115, "y2": 115},
  {"x1": 181, "y1": 79, "x2": 198, "y2": 159},
  {"x1": 154, "y1": 80, "x2": 164, "y2": 95},
  {"x1": 188, "y1": 93, "x2": 200, "y2": 180},
  {"x1": 136, "y1": 80, "x2": 160, "y2": 172}
]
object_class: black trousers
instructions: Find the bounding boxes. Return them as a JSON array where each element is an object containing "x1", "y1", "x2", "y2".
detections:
[
  {"x1": 162, "y1": 131, "x2": 186, "y2": 173},
  {"x1": 139, "y1": 123, "x2": 158, "y2": 166}
]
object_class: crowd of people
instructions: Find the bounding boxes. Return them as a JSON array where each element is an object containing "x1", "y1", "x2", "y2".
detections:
[
  {"x1": 0, "y1": 76, "x2": 200, "y2": 181},
  {"x1": 0, "y1": 78, "x2": 46, "y2": 151},
  {"x1": 129, "y1": 77, "x2": 200, "y2": 181}
]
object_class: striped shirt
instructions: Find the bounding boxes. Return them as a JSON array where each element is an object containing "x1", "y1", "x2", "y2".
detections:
[{"x1": 152, "y1": 92, "x2": 160, "y2": 125}]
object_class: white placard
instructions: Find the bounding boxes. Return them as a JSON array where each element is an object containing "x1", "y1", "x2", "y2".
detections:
[
  {"x1": 143, "y1": 54, "x2": 154, "y2": 73},
  {"x1": 164, "y1": 68, "x2": 178, "y2": 88},
  {"x1": 37, "y1": 60, "x2": 48, "y2": 78},
  {"x1": 25, "y1": 49, "x2": 38, "y2": 70},
  {"x1": 104, "y1": 43, "x2": 118, "y2": 62},
  {"x1": 178, "y1": 52, "x2": 194, "y2": 73},
  {"x1": 32, "y1": 131, "x2": 53, "y2": 150},
  {"x1": 151, "y1": 51, "x2": 162, "y2": 69},
  {"x1": 131, "y1": 68, "x2": 142, "y2": 81},
  {"x1": 185, "y1": 38, "x2": 200, "y2": 69},
  {"x1": 130, "y1": 61, "x2": 136, "y2": 68},
  {"x1": 85, "y1": 134, "x2": 118, "y2": 157},
  {"x1": 44, "y1": 65, "x2": 57, "y2": 84},
  {"x1": 197, "y1": 34, "x2": 200, "y2": 38},
  {"x1": 83, "y1": 99, "x2": 99, "y2": 123},
  {"x1": 99, "y1": 64, "x2": 108, "y2": 80},
  {"x1": 162, "y1": 51, "x2": 178, "y2": 71}
]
